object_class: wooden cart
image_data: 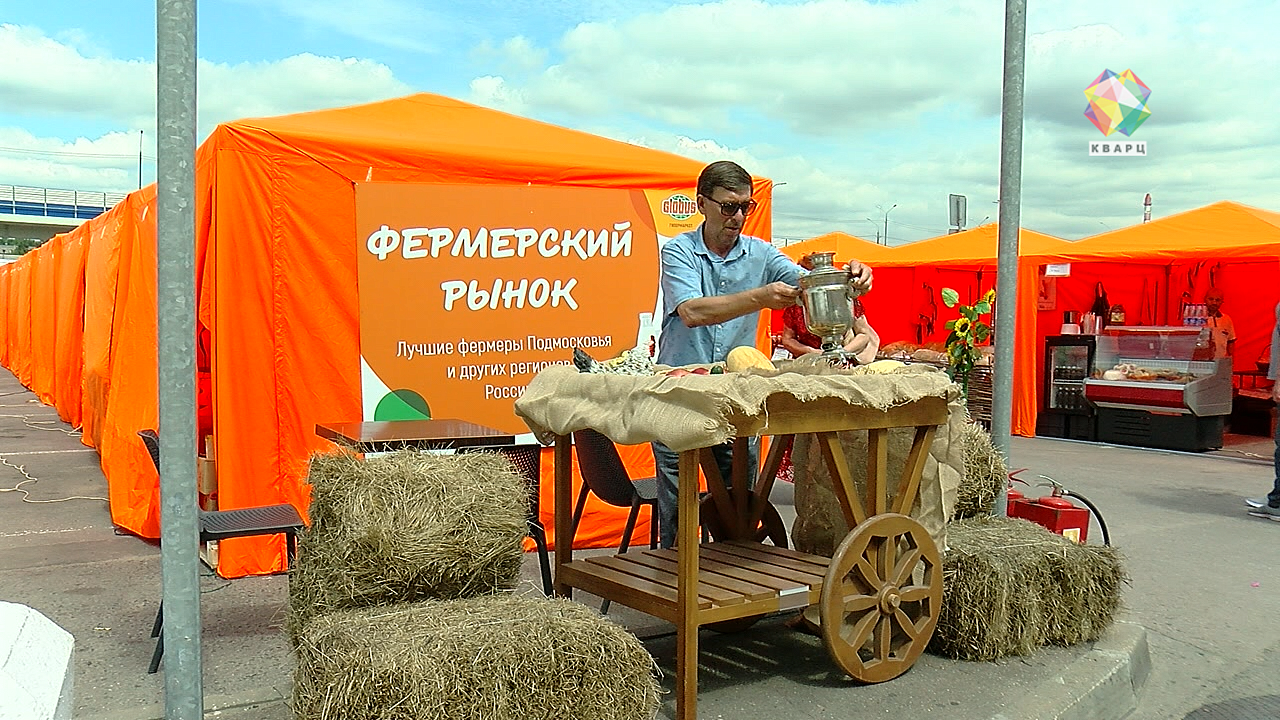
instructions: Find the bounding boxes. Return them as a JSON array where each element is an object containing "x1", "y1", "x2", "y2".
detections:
[{"x1": 552, "y1": 393, "x2": 949, "y2": 720}]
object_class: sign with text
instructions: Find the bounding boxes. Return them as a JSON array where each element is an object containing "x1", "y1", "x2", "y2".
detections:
[{"x1": 356, "y1": 183, "x2": 694, "y2": 432}]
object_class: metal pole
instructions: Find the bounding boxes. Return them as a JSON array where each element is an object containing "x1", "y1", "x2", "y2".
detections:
[
  {"x1": 991, "y1": 0, "x2": 1027, "y2": 516},
  {"x1": 156, "y1": 0, "x2": 202, "y2": 717}
]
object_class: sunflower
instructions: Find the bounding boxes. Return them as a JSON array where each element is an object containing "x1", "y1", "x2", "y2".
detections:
[{"x1": 954, "y1": 316, "x2": 972, "y2": 334}]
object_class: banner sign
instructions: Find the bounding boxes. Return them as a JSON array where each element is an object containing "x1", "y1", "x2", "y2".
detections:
[{"x1": 355, "y1": 183, "x2": 698, "y2": 433}]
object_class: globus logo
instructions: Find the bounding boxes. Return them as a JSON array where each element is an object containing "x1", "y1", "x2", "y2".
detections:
[{"x1": 662, "y1": 194, "x2": 697, "y2": 220}]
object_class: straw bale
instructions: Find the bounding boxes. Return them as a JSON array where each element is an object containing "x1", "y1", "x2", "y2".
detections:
[
  {"x1": 929, "y1": 516, "x2": 1126, "y2": 661},
  {"x1": 791, "y1": 385, "x2": 967, "y2": 556},
  {"x1": 294, "y1": 594, "x2": 660, "y2": 720},
  {"x1": 952, "y1": 422, "x2": 1009, "y2": 520},
  {"x1": 287, "y1": 450, "x2": 526, "y2": 644}
]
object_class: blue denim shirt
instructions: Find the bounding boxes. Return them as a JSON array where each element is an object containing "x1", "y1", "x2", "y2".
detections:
[{"x1": 657, "y1": 224, "x2": 802, "y2": 366}]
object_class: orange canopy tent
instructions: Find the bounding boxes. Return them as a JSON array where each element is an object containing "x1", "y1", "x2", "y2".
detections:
[
  {"x1": 0, "y1": 93, "x2": 777, "y2": 578},
  {"x1": 1023, "y1": 201, "x2": 1280, "y2": 383},
  {"x1": 780, "y1": 231, "x2": 897, "y2": 265}
]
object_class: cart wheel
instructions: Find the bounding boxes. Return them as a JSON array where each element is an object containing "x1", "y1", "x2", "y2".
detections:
[
  {"x1": 698, "y1": 494, "x2": 788, "y2": 548},
  {"x1": 819, "y1": 513, "x2": 941, "y2": 683},
  {"x1": 699, "y1": 494, "x2": 788, "y2": 634}
]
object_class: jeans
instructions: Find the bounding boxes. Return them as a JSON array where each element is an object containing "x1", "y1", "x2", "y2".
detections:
[
  {"x1": 652, "y1": 438, "x2": 759, "y2": 549},
  {"x1": 1271, "y1": 410, "x2": 1280, "y2": 506}
]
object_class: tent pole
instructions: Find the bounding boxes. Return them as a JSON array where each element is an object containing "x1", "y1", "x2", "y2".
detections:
[
  {"x1": 156, "y1": 0, "x2": 203, "y2": 717},
  {"x1": 991, "y1": 0, "x2": 1027, "y2": 515}
]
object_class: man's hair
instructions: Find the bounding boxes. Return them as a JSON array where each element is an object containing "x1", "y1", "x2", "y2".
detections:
[{"x1": 697, "y1": 161, "x2": 753, "y2": 198}]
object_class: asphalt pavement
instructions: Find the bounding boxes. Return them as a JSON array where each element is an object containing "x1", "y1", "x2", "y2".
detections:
[{"x1": 2, "y1": 364, "x2": 1277, "y2": 719}]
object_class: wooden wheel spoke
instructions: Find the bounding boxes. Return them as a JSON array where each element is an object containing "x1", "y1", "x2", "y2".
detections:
[
  {"x1": 892, "y1": 548, "x2": 923, "y2": 586},
  {"x1": 893, "y1": 608, "x2": 921, "y2": 640},
  {"x1": 877, "y1": 616, "x2": 892, "y2": 660},
  {"x1": 898, "y1": 585, "x2": 931, "y2": 603},
  {"x1": 854, "y1": 556, "x2": 882, "y2": 589},
  {"x1": 880, "y1": 537, "x2": 897, "y2": 583},
  {"x1": 842, "y1": 607, "x2": 878, "y2": 651},
  {"x1": 841, "y1": 593, "x2": 878, "y2": 615}
]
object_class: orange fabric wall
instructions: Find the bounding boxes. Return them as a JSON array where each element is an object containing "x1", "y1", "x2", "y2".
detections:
[
  {"x1": 99, "y1": 189, "x2": 163, "y2": 537},
  {"x1": 0, "y1": 267, "x2": 10, "y2": 369},
  {"x1": 13, "y1": 262, "x2": 33, "y2": 388},
  {"x1": 53, "y1": 230, "x2": 88, "y2": 427},
  {"x1": 81, "y1": 203, "x2": 130, "y2": 450},
  {"x1": 30, "y1": 241, "x2": 61, "y2": 407}
]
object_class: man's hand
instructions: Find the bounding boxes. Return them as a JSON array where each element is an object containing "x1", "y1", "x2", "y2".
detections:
[
  {"x1": 846, "y1": 260, "x2": 874, "y2": 296},
  {"x1": 756, "y1": 282, "x2": 803, "y2": 310}
]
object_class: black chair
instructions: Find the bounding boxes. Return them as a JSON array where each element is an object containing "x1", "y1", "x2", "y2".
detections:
[
  {"x1": 570, "y1": 429, "x2": 661, "y2": 614},
  {"x1": 570, "y1": 429, "x2": 659, "y2": 551},
  {"x1": 138, "y1": 429, "x2": 305, "y2": 674},
  {"x1": 457, "y1": 443, "x2": 553, "y2": 596}
]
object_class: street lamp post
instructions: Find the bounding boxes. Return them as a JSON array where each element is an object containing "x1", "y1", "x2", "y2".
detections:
[{"x1": 882, "y1": 204, "x2": 897, "y2": 246}]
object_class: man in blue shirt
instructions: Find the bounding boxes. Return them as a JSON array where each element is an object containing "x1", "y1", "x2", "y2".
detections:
[{"x1": 652, "y1": 160, "x2": 874, "y2": 547}]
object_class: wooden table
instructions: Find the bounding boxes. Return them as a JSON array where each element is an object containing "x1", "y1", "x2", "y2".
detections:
[
  {"x1": 315, "y1": 419, "x2": 515, "y2": 453},
  {"x1": 550, "y1": 394, "x2": 949, "y2": 720}
]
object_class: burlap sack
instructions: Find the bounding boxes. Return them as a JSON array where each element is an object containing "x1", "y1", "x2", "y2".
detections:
[
  {"x1": 514, "y1": 362, "x2": 955, "y2": 452},
  {"x1": 791, "y1": 391, "x2": 966, "y2": 556}
]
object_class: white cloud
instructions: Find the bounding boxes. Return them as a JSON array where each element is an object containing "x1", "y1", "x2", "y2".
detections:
[
  {"x1": 465, "y1": 0, "x2": 1280, "y2": 242},
  {"x1": 0, "y1": 24, "x2": 411, "y2": 191},
  {"x1": 227, "y1": 0, "x2": 443, "y2": 53}
]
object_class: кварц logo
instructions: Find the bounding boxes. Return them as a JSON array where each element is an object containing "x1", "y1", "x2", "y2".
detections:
[{"x1": 1084, "y1": 69, "x2": 1151, "y2": 157}]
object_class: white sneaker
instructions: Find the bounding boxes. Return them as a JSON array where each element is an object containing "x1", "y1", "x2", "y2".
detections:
[{"x1": 1245, "y1": 497, "x2": 1269, "y2": 509}]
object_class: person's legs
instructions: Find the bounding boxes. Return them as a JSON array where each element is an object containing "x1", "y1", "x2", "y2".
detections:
[
  {"x1": 654, "y1": 438, "x2": 760, "y2": 549},
  {"x1": 709, "y1": 438, "x2": 760, "y2": 494},
  {"x1": 652, "y1": 441, "x2": 680, "y2": 549},
  {"x1": 1270, "y1": 411, "x2": 1280, "y2": 507}
]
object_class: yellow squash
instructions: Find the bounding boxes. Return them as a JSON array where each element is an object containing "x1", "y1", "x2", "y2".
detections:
[{"x1": 725, "y1": 346, "x2": 776, "y2": 372}]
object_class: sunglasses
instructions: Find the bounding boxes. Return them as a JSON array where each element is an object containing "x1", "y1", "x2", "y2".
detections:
[{"x1": 701, "y1": 195, "x2": 758, "y2": 217}]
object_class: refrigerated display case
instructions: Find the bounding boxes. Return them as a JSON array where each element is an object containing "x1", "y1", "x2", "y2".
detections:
[
  {"x1": 1036, "y1": 335, "x2": 1097, "y2": 440},
  {"x1": 1083, "y1": 326, "x2": 1230, "y2": 451}
]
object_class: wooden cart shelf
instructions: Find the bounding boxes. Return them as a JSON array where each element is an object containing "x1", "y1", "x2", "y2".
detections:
[{"x1": 559, "y1": 541, "x2": 830, "y2": 625}]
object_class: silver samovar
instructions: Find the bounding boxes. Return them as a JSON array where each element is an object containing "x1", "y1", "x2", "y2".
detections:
[{"x1": 797, "y1": 251, "x2": 858, "y2": 357}]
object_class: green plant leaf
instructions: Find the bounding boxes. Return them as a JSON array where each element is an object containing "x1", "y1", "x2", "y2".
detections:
[
  {"x1": 944, "y1": 319, "x2": 956, "y2": 330},
  {"x1": 941, "y1": 287, "x2": 960, "y2": 308},
  {"x1": 962, "y1": 306, "x2": 978, "y2": 321},
  {"x1": 974, "y1": 324, "x2": 991, "y2": 342},
  {"x1": 975, "y1": 301, "x2": 991, "y2": 315}
]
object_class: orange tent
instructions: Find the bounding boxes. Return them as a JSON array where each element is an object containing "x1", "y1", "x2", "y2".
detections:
[
  {"x1": 780, "y1": 231, "x2": 897, "y2": 265},
  {"x1": 1022, "y1": 201, "x2": 1280, "y2": 387},
  {"x1": 0, "y1": 93, "x2": 776, "y2": 578}
]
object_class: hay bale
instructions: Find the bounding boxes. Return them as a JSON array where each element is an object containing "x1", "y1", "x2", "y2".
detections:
[
  {"x1": 952, "y1": 422, "x2": 1008, "y2": 520},
  {"x1": 287, "y1": 450, "x2": 526, "y2": 644},
  {"x1": 929, "y1": 516, "x2": 1126, "y2": 661},
  {"x1": 294, "y1": 594, "x2": 660, "y2": 720}
]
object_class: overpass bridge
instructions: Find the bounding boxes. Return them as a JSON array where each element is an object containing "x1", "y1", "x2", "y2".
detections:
[{"x1": 0, "y1": 184, "x2": 130, "y2": 250}]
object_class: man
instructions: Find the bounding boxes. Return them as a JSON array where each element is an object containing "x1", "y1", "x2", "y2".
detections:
[
  {"x1": 1246, "y1": 300, "x2": 1280, "y2": 520},
  {"x1": 1204, "y1": 287, "x2": 1236, "y2": 359},
  {"x1": 652, "y1": 160, "x2": 873, "y2": 548}
]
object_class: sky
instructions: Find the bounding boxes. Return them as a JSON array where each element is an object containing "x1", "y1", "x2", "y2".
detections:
[{"x1": 2, "y1": 0, "x2": 1278, "y2": 245}]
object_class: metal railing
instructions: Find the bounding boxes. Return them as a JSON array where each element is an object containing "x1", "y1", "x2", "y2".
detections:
[{"x1": 0, "y1": 184, "x2": 129, "y2": 221}]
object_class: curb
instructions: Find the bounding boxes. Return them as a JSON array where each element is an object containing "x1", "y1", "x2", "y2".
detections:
[{"x1": 991, "y1": 621, "x2": 1151, "y2": 720}]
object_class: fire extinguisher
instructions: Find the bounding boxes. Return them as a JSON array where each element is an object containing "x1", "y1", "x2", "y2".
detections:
[{"x1": 1006, "y1": 470, "x2": 1111, "y2": 546}]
